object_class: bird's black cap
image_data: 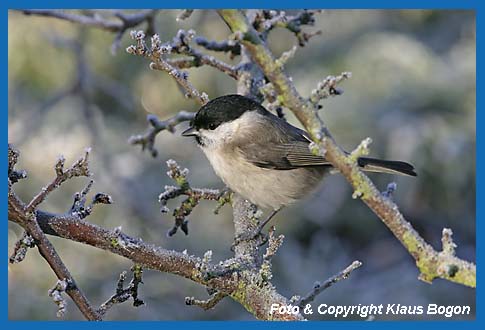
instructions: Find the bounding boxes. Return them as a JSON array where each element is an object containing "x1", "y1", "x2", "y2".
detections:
[{"x1": 191, "y1": 94, "x2": 264, "y2": 131}]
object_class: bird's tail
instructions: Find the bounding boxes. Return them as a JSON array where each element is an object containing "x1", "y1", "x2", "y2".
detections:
[{"x1": 357, "y1": 157, "x2": 417, "y2": 177}]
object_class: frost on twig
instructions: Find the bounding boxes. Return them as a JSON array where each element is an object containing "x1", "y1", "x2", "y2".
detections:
[
  {"x1": 441, "y1": 228, "x2": 457, "y2": 256},
  {"x1": 126, "y1": 28, "x2": 237, "y2": 107},
  {"x1": 194, "y1": 36, "x2": 241, "y2": 59},
  {"x1": 349, "y1": 138, "x2": 373, "y2": 200},
  {"x1": 21, "y1": 9, "x2": 158, "y2": 54},
  {"x1": 127, "y1": 30, "x2": 209, "y2": 105},
  {"x1": 275, "y1": 45, "x2": 298, "y2": 68},
  {"x1": 251, "y1": 10, "x2": 322, "y2": 46},
  {"x1": 97, "y1": 265, "x2": 145, "y2": 317},
  {"x1": 309, "y1": 72, "x2": 352, "y2": 107},
  {"x1": 185, "y1": 291, "x2": 227, "y2": 310},
  {"x1": 48, "y1": 279, "x2": 69, "y2": 318},
  {"x1": 296, "y1": 260, "x2": 362, "y2": 309},
  {"x1": 69, "y1": 179, "x2": 113, "y2": 219},
  {"x1": 25, "y1": 148, "x2": 92, "y2": 213},
  {"x1": 167, "y1": 29, "x2": 238, "y2": 78},
  {"x1": 129, "y1": 111, "x2": 195, "y2": 157},
  {"x1": 9, "y1": 231, "x2": 35, "y2": 264},
  {"x1": 176, "y1": 9, "x2": 194, "y2": 22},
  {"x1": 159, "y1": 160, "x2": 230, "y2": 236},
  {"x1": 8, "y1": 144, "x2": 27, "y2": 185},
  {"x1": 349, "y1": 137, "x2": 372, "y2": 162},
  {"x1": 258, "y1": 226, "x2": 285, "y2": 282},
  {"x1": 382, "y1": 182, "x2": 398, "y2": 199}
]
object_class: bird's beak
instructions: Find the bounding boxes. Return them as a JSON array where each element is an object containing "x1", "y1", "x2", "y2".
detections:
[{"x1": 181, "y1": 126, "x2": 198, "y2": 137}]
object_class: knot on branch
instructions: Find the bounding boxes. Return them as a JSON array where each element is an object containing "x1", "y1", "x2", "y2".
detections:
[
  {"x1": 159, "y1": 160, "x2": 230, "y2": 237},
  {"x1": 109, "y1": 226, "x2": 143, "y2": 250}
]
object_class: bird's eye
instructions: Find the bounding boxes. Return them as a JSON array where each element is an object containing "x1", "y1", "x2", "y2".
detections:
[{"x1": 208, "y1": 123, "x2": 217, "y2": 130}]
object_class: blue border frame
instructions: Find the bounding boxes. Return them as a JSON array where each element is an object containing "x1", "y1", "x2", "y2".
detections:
[{"x1": 4, "y1": 1, "x2": 481, "y2": 329}]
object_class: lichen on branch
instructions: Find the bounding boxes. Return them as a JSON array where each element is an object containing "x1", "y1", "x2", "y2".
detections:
[{"x1": 218, "y1": 9, "x2": 476, "y2": 288}]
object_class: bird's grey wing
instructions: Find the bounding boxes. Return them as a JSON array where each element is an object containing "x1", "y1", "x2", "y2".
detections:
[
  {"x1": 235, "y1": 111, "x2": 331, "y2": 170},
  {"x1": 238, "y1": 134, "x2": 331, "y2": 170}
]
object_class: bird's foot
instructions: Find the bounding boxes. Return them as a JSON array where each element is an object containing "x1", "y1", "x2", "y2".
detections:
[{"x1": 231, "y1": 208, "x2": 280, "y2": 250}]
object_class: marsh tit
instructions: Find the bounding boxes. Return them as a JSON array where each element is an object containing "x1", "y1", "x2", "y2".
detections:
[{"x1": 182, "y1": 94, "x2": 416, "y2": 212}]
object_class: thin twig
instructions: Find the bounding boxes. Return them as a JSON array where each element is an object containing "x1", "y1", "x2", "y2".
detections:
[
  {"x1": 8, "y1": 147, "x2": 101, "y2": 320},
  {"x1": 176, "y1": 9, "x2": 194, "y2": 22},
  {"x1": 309, "y1": 72, "x2": 352, "y2": 106},
  {"x1": 126, "y1": 31, "x2": 209, "y2": 105},
  {"x1": 159, "y1": 160, "x2": 224, "y2": 236},
  {"x1": 194, "y1": 36, "x2": 241, "y2": 59},
  {"x1": 48, "y1": 279, "x2": 69, "y2": 318},
  {"x1": 69, "y1": 180, "x2": 113, "y2": 219},
  {"x1": 97, "y1": 265, "x2": 145, "y2": 317},
  {"x1": 25, "y1": 148, "x2": 92, "y2": 213},
  {"x1": 297, "y1": 261, "x2": 362, "y2": 308},
  {"x1": 20, "y1": 10, "x2": 158, "y2": 54},
  {"x1": 128, "y1": 111, "x2": 195, "y2": 157},
  {"x1": 9, "y1": 231, "x2": 35, "y2": 264},
  {"x1": 185, "y1": 291, "x2": 227, "y2": 310}
]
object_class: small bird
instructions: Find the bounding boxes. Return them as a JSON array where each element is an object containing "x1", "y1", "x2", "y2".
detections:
[{"x1": 182, "y1": 94, "x2": 416, "y2": 227}]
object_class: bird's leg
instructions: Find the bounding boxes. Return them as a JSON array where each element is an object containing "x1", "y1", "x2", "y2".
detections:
[
  {"x1": 255, "y1": 208, "x2": 281, "y2": 234},
  {"x1": 233, "y1": 207, "x2": 282, "y2": 247}
]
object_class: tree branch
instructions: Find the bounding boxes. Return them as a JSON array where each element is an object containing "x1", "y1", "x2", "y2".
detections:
[
  {"x1": 194, "y1": 36, "x2": 241, "y2": 59},
  {"x1": 97, "y1": 265, "x2": 145, "y2": 317},
  {"x1": 9, "y1": 187, "x2": 101, "y2": 320},
  {"x1": 159, "y1": 159, "x2": 229, "y2": 236},
  {"x1": 8, "y1": 145, "x2": 101, "y2": 320},
  {"x1": 185, "y1": 291, "x2": 227, "y2": 311},
  {"x1": 296, "y1": 260, "x2": 362, "y2": 309},
  {"x1": 128, "y1": 111, "x2": 195, "y2": 157},
  {"x1": 126, "y1": 30, "x2": 209, "y2": 105},
  {"x1": 218, "y1": 9, "x2": 476, "y2": 288},
  {"x1": 20, "y1": 10, "x2": 158, "y2": 54},
  {"x1": 8, "y1": 195, "x2": 304, "y2": 320}
]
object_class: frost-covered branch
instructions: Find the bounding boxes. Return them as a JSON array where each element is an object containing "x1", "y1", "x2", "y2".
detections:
[
  {"x1": 159, "y1": 160, "x2": 231, "y2": 236},
  {"x1": 219, "y1": 9, "x2": 476, "y2": 288},
  {"x1": 296, "y1": 260, "x2": 362, "y2": 309},
  {"x1": 8, "y1": 145, "x2": 303, "y2": 320},
  {"x1": 8, "y1": 146, "x2": 101, "y2": 321},
  {"x1": 97, "y1": 265, "x2": 145, "y2": 317},
  {"x1": 20, "y1": 9, "x2": 158, "y2": 54},
  {"x1": 128, "y1": 111, "x2": 195, "y2": 157}
]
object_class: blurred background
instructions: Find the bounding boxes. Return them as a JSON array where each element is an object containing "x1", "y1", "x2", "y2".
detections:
[{"x1": 8, "y1": 10, "x2": 475, "y2": 320}]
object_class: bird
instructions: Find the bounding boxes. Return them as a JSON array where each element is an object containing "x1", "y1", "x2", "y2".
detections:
[{"x1": 182, "y1": 94, "x2": 416, "y2": 233}]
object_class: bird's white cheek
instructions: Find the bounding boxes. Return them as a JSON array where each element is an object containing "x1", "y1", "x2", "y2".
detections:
[{"x1": 199, "y1": 125, "x2": 236, "y2": 148}]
